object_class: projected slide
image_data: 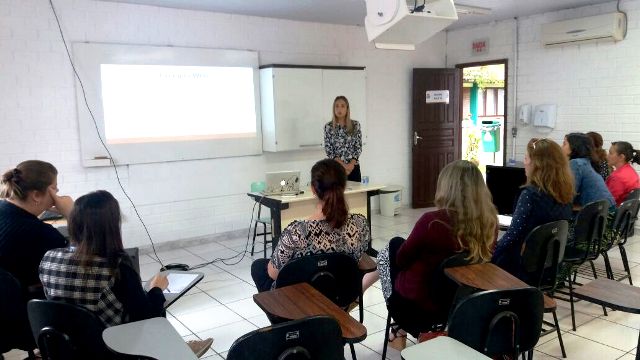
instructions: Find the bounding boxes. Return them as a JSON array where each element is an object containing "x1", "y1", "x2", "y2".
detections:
[{"x1": 100, "y1": 64, "x2": 257, "y2": 144}]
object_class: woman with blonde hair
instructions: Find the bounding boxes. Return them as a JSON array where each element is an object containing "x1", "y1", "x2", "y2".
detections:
[
  {"x1": 363, "y1": 160, "x2": 498, "y2": 349},
  {"x1": 492, "y1": 138, "x2": 574, "y2": 278},
  {"x1": 324, "y1": 96, "x2": 363, "y2": 182}
]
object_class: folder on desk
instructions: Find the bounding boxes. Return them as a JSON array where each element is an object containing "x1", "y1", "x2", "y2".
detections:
[{"x1": 146, "y1": 271, "x2": 203, "y2": 309}]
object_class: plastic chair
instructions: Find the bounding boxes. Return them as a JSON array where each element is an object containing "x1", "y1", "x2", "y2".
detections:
[
  {"x1": 625, "y1": 189, "x2": 640, "y2": 236},
  {"x1": 250, "y1": 181, "x2": 272, "y2": 258},
  {"x1": 601, "y1": 199, "x2": 639, "y2": 285},
  {"x1": 0, "y1": 269, "x2": 36, "y2": 359},
  {"x1": 227, "y1": 316, "x2": 344, "y2": 360},
  {"x1": 521, "y1": 220, "x2": 568, "y2": 358},
  {"x1": 559, "y1": 200, "x2": 610, "y2": 331},
  {"x1": 27, "y1": 299, "x2": 142, "y2": 360},
  {"x1": 275, "y1": 253, "x2": 363, "y2": 360},
  {"x1": 448, "y1": 287, "x2": 544, "y2": 360},
  {"x1": 380, "y1": 251, "x2": 475, "y2": 360}
]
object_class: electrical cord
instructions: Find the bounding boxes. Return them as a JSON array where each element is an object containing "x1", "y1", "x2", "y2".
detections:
[
  {"x1": 188, "y1": 194, "x2": 264, "y2": 269},
  {"x1": 48, "y1": 0, "x2": 164, "y2": 267}
]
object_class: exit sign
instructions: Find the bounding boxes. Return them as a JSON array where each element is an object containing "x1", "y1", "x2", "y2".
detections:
[{"x1": 472, "y1": 38, "x2": 489, "y2": 55}]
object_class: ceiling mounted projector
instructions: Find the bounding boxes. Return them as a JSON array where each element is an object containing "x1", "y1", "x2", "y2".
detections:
[{"x1": 364, "y1": 0, "x2": 458, "y2": 50}]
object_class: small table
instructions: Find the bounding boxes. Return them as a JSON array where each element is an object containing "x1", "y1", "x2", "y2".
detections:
[
  {"x1": 102, "y1": 317, "x2": 197, "y2": 360},
  {"x1": 401, "y1": 336, "x2": 491, "y2": 360},
  {"x1": 247, "y1": 181, "x2": 384, "y2": 254},
  {"x1": 253, "y1": 283, "x2": 367, "y2": 344},
  {"x1": 444, "y1": 263, "x2": 528, "y2": 290},
  {"x1": 574, "y1": 278, "x2": 640, "y2": 360}
]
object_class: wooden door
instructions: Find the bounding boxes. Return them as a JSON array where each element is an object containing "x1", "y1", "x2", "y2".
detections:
[{"x1": 412, "y1": 68, "x2": 461, "y2": 208}]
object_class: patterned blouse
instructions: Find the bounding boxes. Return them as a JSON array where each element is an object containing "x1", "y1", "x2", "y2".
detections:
[
  {"x1": 324, "y1": 121, "x2": 363, "y2": 163},
  {"x1": 271, "y1": 214, "x2": 370, "y2": 272},
  {"x1": 596, "y1": 160, "x2": 611, "y2": 181}
]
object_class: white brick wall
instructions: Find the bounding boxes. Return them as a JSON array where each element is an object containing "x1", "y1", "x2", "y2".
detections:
[
  {"x1": 447, "y1": 0, "x2": 640, "y2": 169},
  {"x1": 0, "y1": 0, "x2": 445, "y2": 247}
]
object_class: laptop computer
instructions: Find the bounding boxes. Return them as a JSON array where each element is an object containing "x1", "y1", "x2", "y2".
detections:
[{"x1": 263, "y1": 171, "x2": 301, "y2": 196}]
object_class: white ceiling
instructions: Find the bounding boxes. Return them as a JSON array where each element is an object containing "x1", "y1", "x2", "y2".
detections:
[{"x1": 99, "y1": 0, "x2": 615, "y2": 28}]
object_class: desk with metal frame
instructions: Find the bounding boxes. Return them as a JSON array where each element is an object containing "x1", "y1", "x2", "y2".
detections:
[{"x1": 247, "y1": 181, "x2": 384, "y2": 255}]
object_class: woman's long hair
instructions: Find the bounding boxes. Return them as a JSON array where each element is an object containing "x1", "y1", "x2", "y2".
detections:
[
  {"x1": 331, "y1": 96, "x2": 355, "y2": 135},
  {"x1": 587, "y1": 131, "x2": 608, "y2": 164},
  {"x1": 526, "y1": 138, "x2": 574, "y2": 204},
  {"x1": 68, "y1": 190, "x2": 124, "y2": 272},
  {"x1": 434, "y1": 160, "x2": 497, "y2": 263},
  {"x1": 311, "y1": 159, "x2": 348, "y2": 229},
  {"x1": 565, "y1": 132, "x2": 599, "y2": 171}
]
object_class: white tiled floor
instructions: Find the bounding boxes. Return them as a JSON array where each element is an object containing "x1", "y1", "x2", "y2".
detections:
[{"x1": 4, "y1": 207, "x2": 640, "y2": 359}]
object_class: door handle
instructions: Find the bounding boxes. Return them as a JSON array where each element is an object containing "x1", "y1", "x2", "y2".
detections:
[{"x1": 413, "y1": 131, "x2": 423, "y2": 146}]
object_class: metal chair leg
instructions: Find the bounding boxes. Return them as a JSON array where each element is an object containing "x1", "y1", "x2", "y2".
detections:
[
  {"x1": 381, "y1": 313, "x2": 391, "y2": 360},
  {"x1": 262, "y1": 222, "x2": 268, "y2": 259},
  {"x1": 349, "y1": 342, "x2": 357, "y2": 360},
  {"x1": 568, "y1": 272, "x2": 576, "y2": 331},
  {"x1": 620, "y1": 244, "x2": 633, "y2": 285},
  {"x1": 250, "y1": 221, "x2": 258, "y2": 256},
  {"x1": 552, "y1": 310, "x2": 566, "y2": 358},
  {"x1": 590, "y1": 260, "x2": 608, "y2": 316}
]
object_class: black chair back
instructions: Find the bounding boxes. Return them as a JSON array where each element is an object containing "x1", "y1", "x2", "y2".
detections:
[
  {"x1": 565, "y1": 200, "x2": 610, "y2": 264},
  {"x1": 0, "y1": 268, "x2": 35, "y2": 354},
  {"x1": 276, "y1": 253, "x2": 361, "y2": 309},
  {"x1": 611, "y1": 199, "x2": 640, "y2": 246},
  {"x1": 434, "y1": 251, "x2": 476, "y2": 311},
  {"x1": 27, "y1": 299, "x2": 114, "y2": 360},
  {"x1": 448, "y1": 287, "x2": 544, "y2": 359},
  {"x1": 521, "y1": 220, "x2": 568, "y2": 289},
  {"x1": 227, "y1": 316, "x2": 343, "y2": 360},
  {"x1": 626, "y1": 188, "x2": 640, "y2": 202}
]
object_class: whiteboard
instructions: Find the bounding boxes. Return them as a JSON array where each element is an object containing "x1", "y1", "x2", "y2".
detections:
[{"x1": 72, "y1": 43, "x2": 263, "y2": 166}]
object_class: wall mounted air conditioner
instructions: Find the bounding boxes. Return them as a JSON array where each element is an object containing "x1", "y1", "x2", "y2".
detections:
[{"x1": 542, "y1": 12, "x2": 626, "y2": 47}]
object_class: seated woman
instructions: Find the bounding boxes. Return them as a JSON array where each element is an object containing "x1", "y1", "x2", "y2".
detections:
[
  {"x1": 251, "y1": 159, "x2": 370, "y2": 292},
  {"x1": 562, "y1": 133, "x2": 615, "y2": 209},
  {"x1": 0, "y1": 160, "x2": 73, "y2": 297},
  {"x1": 587, "y1": 131, "x2": 611, "y2": 181},
  {"x1": 38, "y1": 190, "x2": 212, "y2": 357},
  {"x1": 492, "y1": 138, "x2": 574, "y2": 278},
  {"x1": 363, "y1": 160, "x2": 498, "y2": 349},
  {"x1": 606, "y1": 141, "x2": 640, "y2": 205}
]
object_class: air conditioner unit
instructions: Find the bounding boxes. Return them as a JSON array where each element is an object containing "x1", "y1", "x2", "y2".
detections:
[{"x1": 542, "y1": 12, "x2": 626, "y2": 47}]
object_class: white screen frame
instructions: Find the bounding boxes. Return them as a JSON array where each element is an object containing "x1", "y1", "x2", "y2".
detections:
[{"x1": 72, "y1": 43, "x2": 262, "y2": 166}]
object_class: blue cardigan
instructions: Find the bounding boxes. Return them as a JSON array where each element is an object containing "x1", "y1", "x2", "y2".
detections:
[
  {"x1": 569, "y1": 158, "x2": 615, "y2": 208},
  {"x1": 492, "y1": 185, "x2": 572, "y2": 278}
]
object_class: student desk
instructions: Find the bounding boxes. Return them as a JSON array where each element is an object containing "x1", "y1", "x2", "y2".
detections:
[
  {"x1": 247, "y1": 181, "x2": 384, "y2": 253},
  {"x1": 102, "y1": 317, "x2": 197, "y2": 360},
  {"x1": 574, "y1": 278, "x2": 640, "y2": 360},
  {"x1": 444, "y1": 263, "x2": 528, "y2": 290},
  {"x1": 401, "y1": 336, "x2": 490, "y2": 360},
  {"x1": 253, "y1": 283, "x2": 367, "y2": 344}
]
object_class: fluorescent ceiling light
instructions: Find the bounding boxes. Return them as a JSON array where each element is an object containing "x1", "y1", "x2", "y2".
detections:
[{"x1": 455, "y1": 4, "x2": 491, "y2": 15}]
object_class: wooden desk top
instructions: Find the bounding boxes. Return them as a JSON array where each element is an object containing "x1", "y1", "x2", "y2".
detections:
[
  {"x1": 445, "y1": 263, "x2": 528, "y2": 291},
  {"x1": 253, "y1": 283, "x2": 367, "y2": 343},
  {"x1": 445, "y1": 263, "x2": 556, "y2": 311},
  {"x1": 574, "y1": 278, "x2": 640, "y2": 314},
  {"x1": 248, "y1": 182, "x2": 385, "y2": 205}
]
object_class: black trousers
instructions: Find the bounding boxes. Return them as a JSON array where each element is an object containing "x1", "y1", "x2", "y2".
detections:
[
  {"x1": 251, "y1": 258, "x2": 274, "y2": 293},
  {"x1": 347, "y1": 164, "x2": 361, "y2": 182},
  {"x1": 386, "y1": 237, "x2": 445, "y2": 337}
]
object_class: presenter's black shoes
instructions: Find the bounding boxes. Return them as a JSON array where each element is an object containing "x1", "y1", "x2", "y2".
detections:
[{"x1": 187, "y1": 338, "x2": 214, "y2": 358}]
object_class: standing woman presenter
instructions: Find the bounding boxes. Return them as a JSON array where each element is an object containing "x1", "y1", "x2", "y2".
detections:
[{"x1": 324, "y1": 96, "x2": 363, "y2": 182}]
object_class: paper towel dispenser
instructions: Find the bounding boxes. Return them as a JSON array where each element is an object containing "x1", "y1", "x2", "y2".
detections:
[{"x1": 533, "y1": 104, "x2": 556, "y2": 130}]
